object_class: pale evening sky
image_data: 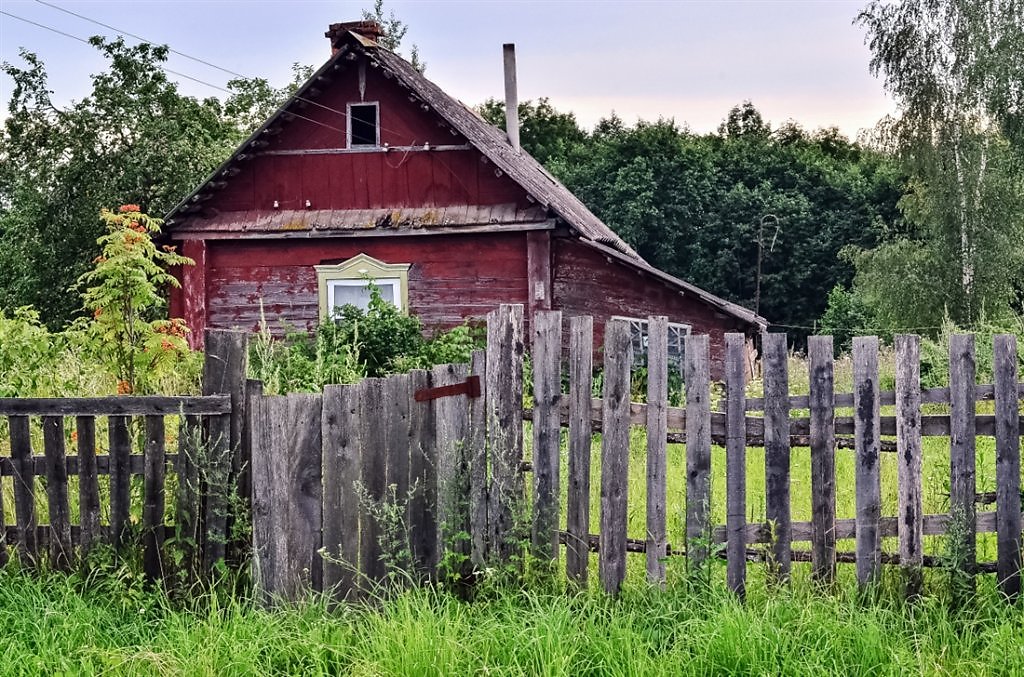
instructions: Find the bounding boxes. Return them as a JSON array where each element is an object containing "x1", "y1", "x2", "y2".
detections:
[{"x1": 0, "y1": 0, "x2": 896, "y2": 139}]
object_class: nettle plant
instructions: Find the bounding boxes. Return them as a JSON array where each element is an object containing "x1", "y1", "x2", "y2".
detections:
[{"x1": 75, "y1": 205, "x2": 193, "y2": 394}]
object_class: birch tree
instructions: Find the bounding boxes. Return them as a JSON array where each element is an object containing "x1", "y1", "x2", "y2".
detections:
[{"x1": 855, "y1": 0, "x2": 1024, "y2": 326}]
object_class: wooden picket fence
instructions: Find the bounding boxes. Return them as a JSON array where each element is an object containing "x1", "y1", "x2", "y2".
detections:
[
  {"x1": 251, "y1": 303, "x2": 1022, "y2": 603},
  {"x1": 0, "y1": 330, "x2": 249, "y2": 581}
]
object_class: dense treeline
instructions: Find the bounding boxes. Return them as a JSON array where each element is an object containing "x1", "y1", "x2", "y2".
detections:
[{"x1": 482, "y1": 100, "x2": 907, "y2": 342}]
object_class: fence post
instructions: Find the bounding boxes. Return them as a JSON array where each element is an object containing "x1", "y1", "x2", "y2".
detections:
[
  {"x1": 468, "y1": 351, "x2": 488, "y2": 568},
  {"x1": 993, "y1": 334, "x2": 1021, "y2": 600},
  {"x1": 762, "y1": 332, "x2": 791, "y2": 584},
  {"x1": 949, "y1": 334, "x2": 977, "y2": 599},
  {"x1": 565, "y1": 316, "x2": 594, "y2": 586},
  {"x1": 853, "y1": 336, "x2": 881, "y2": 590},
  {"x1": 599, "y1": 319, "x2": 631, "y2": 595},
  {"x1": 532, "y1": 310, "x2": 563, "y2": 565},
  {"x1": 725, "y1": 333, "x2": 747, "y2": 599},
  {"x1": 487, "y1": 304, "x2": 525, "y2": 565},
  {"x1": 808, "y1": 336, "x2": 836, "y2": 585},
  {"x1": 684, "y1": 334, "x2": 711, "y2": 570},
  {"x1": 895, "y1": 335, "x2": 923, "y2": 598},
  {"x1": 202, "y1": 329, "x2": 248, "y2": 572},
  {"x1": 645, "y1": 316, "x2": 668, "y2": 586}
]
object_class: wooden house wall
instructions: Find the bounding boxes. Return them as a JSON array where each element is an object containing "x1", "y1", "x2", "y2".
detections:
[
  {"x1": 176, "y1": 232, "x2": 529, "y2": 336},
  {"x1": 208, "y1": 67, "x2": 530, "y2": 214},
  {"x1": 551, "y1": 238, "x2": 749, "y2": 374}
]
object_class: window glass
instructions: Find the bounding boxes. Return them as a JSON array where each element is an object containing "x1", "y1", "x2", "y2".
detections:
[
  {"x1": 610, "y1": 316, "x2": 691, "y2": 371},
  {"x1": 349, "y1": 103, "x2": 378, "y2": 146},
  {"x1": 328, "y1": 278, "x2": 398, "y2": 315}
]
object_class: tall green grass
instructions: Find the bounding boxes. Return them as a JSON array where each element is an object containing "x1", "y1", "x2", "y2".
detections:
[{"x1": 0, "y1": 568, "x2": 1021, "y2": 676}]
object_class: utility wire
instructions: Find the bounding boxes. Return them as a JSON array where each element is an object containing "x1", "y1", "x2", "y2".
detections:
[
  {"x1": 24, "y1": 0, "x2": 409, "y2": 138},
  {"x1": 1, "y1": 9, "x2": 346, "y2": 134}
]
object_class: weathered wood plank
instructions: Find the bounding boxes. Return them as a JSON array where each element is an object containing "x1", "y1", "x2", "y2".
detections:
[
  {"x1": 0, "y1": 437, "x2": 6, "y2": 568},
  {"x1": 203, "y1": 330, "x2": 248, "y2": 566},
  {"x1": 322, "y1": 383, "x2": 362, "y2": 599},
  {"x1": 684, "y1": 334, "x2": 712, "y2": 570},
  {"x1": 808, "y1": 336, "x2": 836, "y2": 584},
  {"x1": 486, "y1": 304, "x2": 525, "y2": 564},
  {"x1": 203, "y1": 412, "x2": 232, "y2": 573},
  {"x1": 434, "y1": 364, "x2": 471, "y2": 578},
  {"x1": 358, "y1": 378, "x2": 387, "y2": 587},
  {"x1": 468, "y1": 351, "x2": 488, "y2": 568},
  {"x1": 531, "y1": 310, "x2": 562, "y2": 564},
  {"x1": 762, "y1": 332, "x2": 791, "y2": 583},
  {"x1": 711, "y1": 509, "x2": 1015, "y2": 544},
  {"x1": 599, "y1": 319, "x2": 631, "y2": 595},
  {"x1": 645, "y1": 316, "x2": 668, "y2": 586},
  {"x1": 895, "y1": 335, "x2": 923, "y2": 598},
  {"x1": 76, "y1": 416, "x2": 101, "y2": 558},
  {"x1": 949, "y1": 334, "x2": 977, "y2": 595},
  {"x1": 853, "y1": 337, "x2": 882, "y2": 590},
  {"x1": 745, "y1": 382, "x2": 1024, "y2": 412},
  {"x1": 725, "y1": 333, "x2": 747, "y2": 598},
  {"x1": 10, "y1": 416, "x2": 37, "y2": 567},
  {"x1": 108, "y1": 415, "x2": 131, "y2": 549},
  {"x1": 408, "y1": 370, "x2": 438, "y2": 577},
  {"x1": 0, "y1": 395, "x2": 230, "y2": 416},
  {"x1": 384, "y1": 374, "x2": 412, "y2": 581},
  {"x1": 993, "y1": 334, "x2": 1021, "y2": 600},
  {"x1": 176, "y1": 414, "x2": 202, "y2": 583},
  {"x1": 566, "y1": 316, "x2": 593, "y2": 585},
  {"x1": 251, "y1": 393, "x2": 323, "y2": 603},
  {"x1": 42, "y1": 416, "x2": 72, "y2": 571},
  {"x1": 143, "y1": 415, "x2": 166, "y2": 581}
]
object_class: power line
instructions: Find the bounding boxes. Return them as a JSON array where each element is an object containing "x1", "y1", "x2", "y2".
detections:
[
  {"x1": 33, "y1": 0, "x2": 249, "y2": 80},
  {"x1": 0, "y1": 9, "x2": 346, "y2": 134}
]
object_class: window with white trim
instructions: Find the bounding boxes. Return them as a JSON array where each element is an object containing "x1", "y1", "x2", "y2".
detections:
[
  {"x1": 347, "y1": 102, "x2": 379, "y2": 147},
  {"x1": 315, "y1": 253, "x2": 410, "y2": 319},
  {"x1": 611, "y1": 316, "x2": 691, "y2": 370}
]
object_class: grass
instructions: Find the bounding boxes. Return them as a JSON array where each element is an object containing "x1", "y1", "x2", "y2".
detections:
[{"x1": 0, "y1": 567, "x2": 1021, "y2": 676}]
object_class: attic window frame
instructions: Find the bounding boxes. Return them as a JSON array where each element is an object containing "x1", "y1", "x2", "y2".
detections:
[
  {"x1": 347, "y1": 101, "x2": 380, "y2": 148},
  {"x1": 315, "y1": 253, "x2": 410, "y2": 319},
  {"x1": 610, "y1": 316, "x2": 691, "y2": 370}
]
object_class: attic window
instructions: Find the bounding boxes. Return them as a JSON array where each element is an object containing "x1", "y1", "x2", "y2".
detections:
[{"x1": 348, "y1": 102, "x2": 379, "y2": 147}]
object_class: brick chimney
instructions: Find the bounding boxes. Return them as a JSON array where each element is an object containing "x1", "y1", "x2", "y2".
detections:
[{"x1": 325, "y1": 21, "x2": 384, "y2": 56}]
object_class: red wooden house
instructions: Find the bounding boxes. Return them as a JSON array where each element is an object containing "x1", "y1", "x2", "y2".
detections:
[{"x1": 166, "y1": 22, "x2": 766, "y2": 373}]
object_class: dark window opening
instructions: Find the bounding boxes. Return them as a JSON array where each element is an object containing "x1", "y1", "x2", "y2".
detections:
[{"x1": 349, "y1": 103, "x2": 378, "y2": 146}]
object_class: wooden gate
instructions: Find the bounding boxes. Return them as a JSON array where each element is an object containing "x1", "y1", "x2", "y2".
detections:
[{"x1": 250, "y1": 305, "x2": 524, "y2": 602}]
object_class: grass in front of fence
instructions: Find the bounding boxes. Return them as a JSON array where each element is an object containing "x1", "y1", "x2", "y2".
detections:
[{"x1": 1, "y1": 567, "x2": 1021, "y2": 676}]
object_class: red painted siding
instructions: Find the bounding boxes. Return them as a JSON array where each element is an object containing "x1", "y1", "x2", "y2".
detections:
[
  {"x1": 552, "y1": 238, "x2": 750, "y2": 376},
  {"x1": 200, "y1": 66, "x2": 532, "y2": 215},
  {"x1": 202, "y1": 233, "x2": 529, "y2": 335}
]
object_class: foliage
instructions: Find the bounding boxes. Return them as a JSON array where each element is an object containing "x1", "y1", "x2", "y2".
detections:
[
  {"x1": 249, "y1": 284, "x2": 486, "y2": 393},
  {"x1": 362, "y1": 0, "x2": 426, "y2": 72},
  {"x1": 2, "y1": 567, "x2": 1024, "y2": 675},
  {"x1": 853, "y1": 0, "x2": 1024, "y2": 330},
  {"x1": 0, "y1": 39, "x2": 242, "y2": 327},
  {"x1": 918, "y1": 310, "x2": 1024, "y2": 388},
  {"x1": 478, "y1": 97, "x2": 588, "y2": 165},
  {"x1": 546, "y1": 105, "x2": 905, "y2": 344},
  {"x1": 818, "y1": 284, "x2": 878, "y2": 353},
  {"x1": 74, "y1": 206, "x2": 193, "y2": 395}
]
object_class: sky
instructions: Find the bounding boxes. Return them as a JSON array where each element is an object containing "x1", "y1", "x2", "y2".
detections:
[{"x1": 0, "y1": 0, "x2": 896, "y2": 139}]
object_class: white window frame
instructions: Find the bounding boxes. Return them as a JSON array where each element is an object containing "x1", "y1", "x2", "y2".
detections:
[
  {"x1": 346, "y1": 101, "x2": 380, "y2": 148},
  {"x1": 315, "y1": 253, "x2": 410, "y2": 319},
  {"x1": 610, "y1": 316, "x2": 691, "y2": 369}
]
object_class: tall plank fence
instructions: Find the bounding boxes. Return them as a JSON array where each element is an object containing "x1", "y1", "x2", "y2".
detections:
[{"x1": 250, "y1": 304, "x2": 1022, "y2": 603}]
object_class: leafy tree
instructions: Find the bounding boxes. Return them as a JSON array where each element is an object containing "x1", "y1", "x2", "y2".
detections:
[
  {"x1": 75, "y1": 205, "x2": 192, "y2": 394},
  {"x1": 362, "y1": 0, "x2": 426, "y2": 72},
  {"x1": 854, "y1": 0, "x2": 1024, "y2": 330},
  {"x1": 0, "y1": 38, "x2": 239, "y2": 327},
  {"x1": 478, "y1": 97, "x2": 587, "y2": 164}
]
